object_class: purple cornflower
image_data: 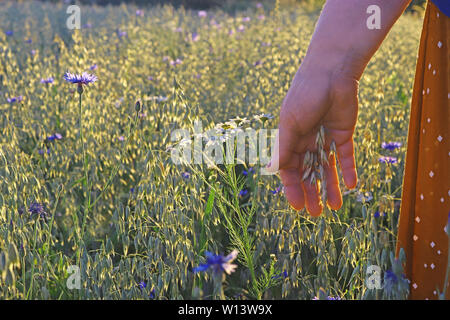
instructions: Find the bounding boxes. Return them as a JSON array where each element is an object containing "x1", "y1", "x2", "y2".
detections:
[
  {"x1": 47, "y1": 133, "x2": 62, "y2": 141},
  {"x1": 7, "y1": 96, "x2": 23, "y2": 103},
  {"x1": 381, "y1": 142, "x2": 402, "y2": 150},
  {"x1": 5, "y1": 30, "x2": 13, "y2": 36},
  {"x1": 89, "y1": 64, "x2": 98, "y2": 71},
  {"x1": 242, "y1": 17, "x2": 251, "y2": 22},
  {"x1": 64, "y1": 72, "x2": 97, "y2": 86},
  {"x1": 40, "y1": 77, "x2": 54, "y2": 84},
  {"x1": 83, "y1": 23, "x2": 93, "y2": 29},
  {"x1": 239, "y1": 189, "x2": 248, "y2": 197},
  {"x1": 38, "y1": 148, "x2": 51, "y2": 155},
  {"x1": 30, "y1": 49, "x2": 37, "y2": 56},
  {"x1": 256, "y1": 2, "x2": 263, "y2": 8},
  {"x1": 242, "y1": 167, "x2": 255, "y2": 176},
  {"x1": 198, "y1": 10, "x2": 207, "y2": 18},
  {"x1": 271, "y1": 186, "x2": 282, "y2": 195},
  {"x1": 258, "y1": 14, "x2": 266, "y2": 20},
  {"x1": 117, "y1": 30, "x2": 127, "y2": 38},
  {"x1": 191, "y1": 32, "x2": 200, "y2": 42},
  {"x1": 25, "y1": 39, "x2": 32, "y2": 44},
  {"x1": 193, "y1": 250, "x2": 238, "y2": 275},
  {"x1": 254, "y1": 60, "x2": 262, "y2": 67},
  {"x1": 170, "y1": 58, "x2": 183, "y2": 66},
  {"x1": 181, "y1": 171, "x2": 190, "y2": 179},
  {"x1": 118, "y1": 136, "x2": 125, "y2": 141},
  {"x1": 378, "y1": 156, "x2": 398, "y2": 164},
  {"x1": 136, "y1": 10, "x2": 144, "y2": 17},
  {"x1": 237, "y1": 25, "x2": 245, "y2": 32},
  {"x1": 28, "y1": 202, "x2": 47, "y2": 219}
]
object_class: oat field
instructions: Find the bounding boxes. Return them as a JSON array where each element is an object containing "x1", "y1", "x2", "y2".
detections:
[{"x1": 0, "y1": 0, "x2": 422, "y2": 300}]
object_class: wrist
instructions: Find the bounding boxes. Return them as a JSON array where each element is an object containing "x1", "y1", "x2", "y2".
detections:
[{"x1": 299, "y1": 46, "x2": 368, "y2": 81}]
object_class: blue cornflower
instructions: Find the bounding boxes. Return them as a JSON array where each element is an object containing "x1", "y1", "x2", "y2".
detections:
[
  {"x1": 7, "y1": 96, "x2": 23, "y2": 103},
  {"x1": 117, "y1": 30, "x2": 127, "y2": 38},
  {"x1": 64, "y1": 72, "x2": 97, "y2": 86},
  {"x1": 138, "y1": 281, "x2": 146, "y2": 289},
  {"x1": 47, "y1": 133, "x2": 62, "y2": 141},
  {"x1": 89, "y1": 64, "x2": 98, "y2": 71},
  {"x1": 25, "y1": 39, "x2": 32, "y2": 44},
  {"x1": 38, "y1": 148, "x2": 51, "y2": 155},
  {"x1": 271, "y1": 186, "x2": 282, "y2": 195},
  {"x1": 242, "y1": 167, "x2": 255, "y2": 176},
  {"x1": 193, "y1": 250, "x2": 238, "y2": 275},
  {"x1": 181, "y1": 171, "x2": 190, "y2": 179},
  {"x1": 5, "y1": 30, "x2": 13, "y2": 36},
  {"x1": 239, "y1": 189, "x2": 248, "y2": 197},
  {"x1": 40, "y1": 77, "x2": 54, "y2": 84},
  {"x1": 379, "y1": 156, "x2": 398, "y2": 164},
  {"x1": 381, "y1": 142, "x2": 402, "y2": 150},
  {"x1": 374, "y1": 211, "x2": 381, "y2": 218},
  {"x1": 28, "y1": 202, "x2": 47, "y2": 218},
  {"x1": 192, "y1": 32, "x2": 200, "y2": 42}
]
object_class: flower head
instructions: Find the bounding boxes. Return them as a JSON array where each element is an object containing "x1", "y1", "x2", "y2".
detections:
[
  {"x1": 28, "y1": 202, "x2": 48, "y2": 219},
  {"x1": 7, "y1": 96, "x2": 23, "y2": 104},
  {"x1": 381, "y1": 142, "x2": 402, "y2": 150},
  {"x1": 181, "y1": 171, "x2": 190, "y2": 179},
  {"x1": 47, "y1": 133, "x2": 62, "y2": 141},
  {"x1": 198, "y1": 10, "x2": 207, "y2": 18},
  {"x1": 136, "y1": 10, "x2": 144, "y2": 17},
  {"x1": 64, "y1": 72, "x2": 97, "y2": 86},
  {"x1": 239, "y1": 189, "x2": 248, "y2": 197},
  {"x1": 193, "y1": 250, "x2": 238, "y2": 275},
  {"x1": 89, "y1": 64, "x2": 98, "y2": 71},
  {"x1": 40, "y1": 77, "x2": 54, "y2": 84},
  {"x1": 378, "y1": 156, "x2": 398, "y2": 164},
  {"x1": 5, "y1": 30, "x2": 13, "y2": 36}
]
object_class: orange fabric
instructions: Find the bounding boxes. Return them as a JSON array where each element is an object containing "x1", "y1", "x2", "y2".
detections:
[{"x1": 396, "y1": 1, "x2": 450, "y2": 300}]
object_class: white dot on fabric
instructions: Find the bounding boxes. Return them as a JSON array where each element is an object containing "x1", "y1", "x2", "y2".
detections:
[
  {"x1": 437, "y1": 41, "x2": 442, "y2": 48},
  {"x1": 430, "y1": 263, "x2": 435, "y2": 270},
  {"x1": 427, "y1": 88, "x2": 430, "y2": 94},
  {"x1": 413, "y1": 235, "x2": 419, "y2": 241},
  {"x1": 438, "y1": 250, "x2": 441, "y2": 255},
  {"x1": 416, "y1": 216, "x2": 421, "y2": 223},
  {"x1": 412, "y1": 283, "x2": 418, "y2": 289},
  {"x1": 424, "y1": 263, "x2": 427, "y2": 268},
  {"x1": 440, "y1": 198, "x2": 444, "y2": 203},
  {"x1": 428, "y1": 63, "x2": 432, "y2": 70},
  {"x1": 437, "y1": 135, "x2": 443, "y2": 142},
  {"x1": 430, "y1": 241, "x2": 435, "y2": 248},
  {"x1": 433, "y1": 70, "x2": 436, "y2": 75},
  {"x1": 427, "y1": 118, "x2": 431, "y2": 123},
  {"x1": 429, "y1": 171, "x2": 434, "y2": 178},
  {"x1": 420, "y1": 194, "x2": 424, "y2": 200}
]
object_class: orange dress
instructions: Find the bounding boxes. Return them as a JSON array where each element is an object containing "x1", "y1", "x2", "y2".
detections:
[{"x1": 396, "y1": 1, "x2": 450, "y2": 300}]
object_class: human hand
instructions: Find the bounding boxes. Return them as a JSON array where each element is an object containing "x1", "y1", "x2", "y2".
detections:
[{"x1": 267, "y1": 66, "x2": 359, "y2": 216}]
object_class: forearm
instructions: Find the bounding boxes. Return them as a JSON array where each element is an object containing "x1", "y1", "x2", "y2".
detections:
[{"x1": 300, "y1": 0, "x2": 412, "y2": 79}]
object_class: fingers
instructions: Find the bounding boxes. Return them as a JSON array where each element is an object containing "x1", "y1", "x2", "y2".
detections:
[
  {"x1": 336, "y1": 139, "x2": 357, "y2": 189},
  {"x1": 302, "y1": 180, "x2": 322, "y2": 217},
  {"x1": 324, "y1": 154, "x2": 343, "y2": 210},
  {"x1": 280, "y1": 168, "x2": 305, "y2": 211}
]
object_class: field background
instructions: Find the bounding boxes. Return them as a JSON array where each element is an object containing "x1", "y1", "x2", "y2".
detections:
[{"x1": 0, "y1": 0, "x2": 422, "y2": 299}]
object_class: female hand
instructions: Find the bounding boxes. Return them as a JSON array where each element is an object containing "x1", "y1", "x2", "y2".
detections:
[{"x1": 267, "y1": 65, "x2": 359, "y2": 216}]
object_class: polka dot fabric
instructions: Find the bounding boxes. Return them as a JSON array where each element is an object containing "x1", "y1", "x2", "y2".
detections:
[{"x1": 396, "y1": 1, "x2": 450, "y2": 300}]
